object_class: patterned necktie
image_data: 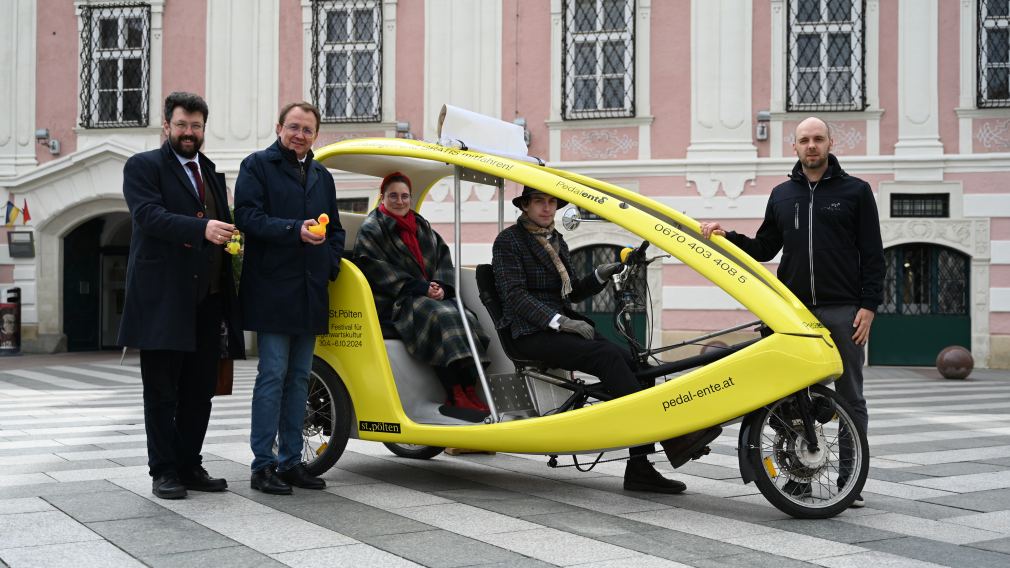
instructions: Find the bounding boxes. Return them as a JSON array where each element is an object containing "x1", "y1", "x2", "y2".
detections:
[{"x1": 184, "y1": 161, "x2": 205, "y2": 204}]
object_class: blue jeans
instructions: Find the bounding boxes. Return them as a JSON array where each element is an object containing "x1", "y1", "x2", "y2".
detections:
[{"x1": 250, "y1": 332, "x2": 316, "y2": 473}]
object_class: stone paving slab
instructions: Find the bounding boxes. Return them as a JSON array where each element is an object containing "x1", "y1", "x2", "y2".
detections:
[
  {"x1": 85, "y1": 514, "x2": 239, "y2": 557},
  {"x1": 476, "y1": 527, "x2": 644, "y2": 566},
  {"x1": 2, "y1": 357, "x2": 1010, "y2": 568},
  {"x1": 860, "y1": 536, "x2": 1010, "y2": 568},
  {"x1": 595, "y1": 528, "x2": 752, "y2": 562},
  {"x1": 271, "y1": 543, "x2": 426, "y2": 568},
  {"x1": 0, "y1": 541, "x2": 145, "y2": 568},
  {"x1": 921, "y1": 487, "x2": 1010, "y2": 512},
  {"x1": 839, "y1": 512, "x2": 1005, "y2": 544},
  {"x1": 140, "y1": 544, "x2": 284, "y2": 568},
  {"x1": 684, "y1": 550, "x2": 822, "y2": 568},
  {"x1": 44, "y1": 488, "x2": 168, "y2": 523},
  {"x1": 362, "y1": 528, "x2": 527, "y2": 567},
  {"x1": 0, "y1": 510, "x2": 102, "y2": 549}
]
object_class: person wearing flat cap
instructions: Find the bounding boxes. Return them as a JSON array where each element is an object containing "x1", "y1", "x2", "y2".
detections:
[{"x1": 491, "y1": 186, "x2": 722, "y2": 495}]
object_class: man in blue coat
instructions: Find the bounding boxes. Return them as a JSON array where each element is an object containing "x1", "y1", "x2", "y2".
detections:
[
  {"x1": 119, "y1": 92, "x2": 245, "y2": 499},
  {"x1": 235, "y1": 101, "x2": 344, "y2": 495}
]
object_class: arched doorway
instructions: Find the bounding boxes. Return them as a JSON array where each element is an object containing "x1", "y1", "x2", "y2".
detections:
[
  {"x1": 62, "y1": 213, "x2": 131, "y2": 351},
  {"x1": 870, "y1": 243, "x2": 970, "y2": 366},
  {"x1": 569, "y1": 244, "x2": 647, "y2": 346}
]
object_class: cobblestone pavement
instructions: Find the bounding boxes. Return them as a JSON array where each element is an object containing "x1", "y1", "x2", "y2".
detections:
[{"x1": 1, "y1": 353, "x2": 1009, "y2": 567}]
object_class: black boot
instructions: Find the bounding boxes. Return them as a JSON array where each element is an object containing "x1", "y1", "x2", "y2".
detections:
[
  {"x1": 251, "y1": 465, "x2": 293, "y2": 495},
  {"x1": 277, "y1": 463, "x2": 326, "y2": 490},
  {"x1": 623, "y1": 459, "x2": 687, "y2": 494},
  {"x1": 152, "y1": 473, "x2": 187, "y2": 499}
]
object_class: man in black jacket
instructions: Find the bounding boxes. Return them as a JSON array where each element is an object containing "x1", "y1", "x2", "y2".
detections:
[
  {"x1": 701, "y1": 116, "x2": 884, "y2": 507},
  {"x1": 119, "y1": 92, "x2": 245, "y2": 499},
  {"x1": 494, "y1": 187, "x2": 722, "y2": 494}
]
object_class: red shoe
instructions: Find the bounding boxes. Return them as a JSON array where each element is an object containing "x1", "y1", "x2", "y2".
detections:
[
  {"x1": 451, "y1": 385, "x2": 487, "y2": 412},
  {"x1": 464, "y1": 386, "x2": 490, "y2": 412}
]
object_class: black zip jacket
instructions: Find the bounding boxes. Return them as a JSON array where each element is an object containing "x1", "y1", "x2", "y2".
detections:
[{"x1": 726, "y1": 154, "x2": 884, "y2": 312}]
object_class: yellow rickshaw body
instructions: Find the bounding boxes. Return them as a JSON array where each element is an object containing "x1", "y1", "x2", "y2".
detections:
[{"x1": 312, "y1": 137, "x2": 841, "y2": 454}]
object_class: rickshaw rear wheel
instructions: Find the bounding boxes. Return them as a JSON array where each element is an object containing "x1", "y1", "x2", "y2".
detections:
[
  {"x1": 745, "y1": 384, "x2": 869, "y2": 519},
  {"x1": 383, "y1": 443, "x2": 445, "y2": 460},
  {"x1": 301, "y1": 357, "x2": 352, "y2": 476}
]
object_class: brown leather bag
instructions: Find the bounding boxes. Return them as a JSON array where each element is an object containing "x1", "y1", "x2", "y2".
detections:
[{"x1": 215, "y1": 358, "x2": 234, "y2": 396}]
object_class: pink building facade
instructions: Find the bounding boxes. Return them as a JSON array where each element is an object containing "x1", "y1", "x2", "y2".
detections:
[{"x1": 0, "y1": 0, "x2": 1007, "y2": 368}]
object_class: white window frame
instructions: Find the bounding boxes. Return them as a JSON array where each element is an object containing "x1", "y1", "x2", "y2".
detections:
[
  {"x1": 82, "y1": 4, "x2": 151, "y2": 127},
  {"x1": 787, "y1": 0, "x2": 864, "y2": 111},
  {"x1": 312, "y1": 0, "x2": 382, "y2": 123},
  {"x1": 563, "y1": 0, "x2": 635, "y2": 119}
]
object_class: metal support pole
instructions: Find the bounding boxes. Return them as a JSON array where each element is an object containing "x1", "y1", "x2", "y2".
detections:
[{"x1": 453, "y1": 168, "x2": 499, "y2": 421}]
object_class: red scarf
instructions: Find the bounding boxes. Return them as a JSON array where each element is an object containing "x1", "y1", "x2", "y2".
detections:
[{"x1": 379, "y1": 203, "x2": 428, "y2": 279}]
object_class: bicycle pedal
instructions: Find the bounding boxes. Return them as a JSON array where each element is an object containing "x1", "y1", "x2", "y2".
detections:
[{"x1": 690, "y1": 445, "x2": 712, "y2": 461}]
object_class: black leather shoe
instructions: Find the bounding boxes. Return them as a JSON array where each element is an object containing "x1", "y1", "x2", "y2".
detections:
[
  {"x1": 660, "y1": 426, "x2": 723, "y2": 468},
  {"x1": 152, "y1": 473, "x2": 187, "y2": 499},
  {"x1": 783, "y1": 479, "x2": 812, "y2": 497},
  {"x1": 277, "y1": 463, "x2": 326, "y2": 490},
  {"x1": 623, "y1": 459, "x2": 687, "y2": 494},
  {"x1": 178, "y1": 465, "x2": 228, "y2": 492},
  {"x1": 251, "y1": 465, "x2": 292, "y2": 495}
]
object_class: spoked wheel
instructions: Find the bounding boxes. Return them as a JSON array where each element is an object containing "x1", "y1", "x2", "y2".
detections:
[
  {"x1": 300, "y1": 357, "x2": 352, "y2": 476},
  {"x1": 746, "y1": 384, "x2": 868, "y2": 519},
  {"x1": 383, "y1": 443, "x2": 445, "y2": 460}
]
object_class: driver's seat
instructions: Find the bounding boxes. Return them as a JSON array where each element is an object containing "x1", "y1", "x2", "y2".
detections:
[
  {"x1": 475, "y1": 264, "x2": 610, "y2": 415},
  {"x1": 474, "y1": 264, "x2": 550, "y2": 370}
]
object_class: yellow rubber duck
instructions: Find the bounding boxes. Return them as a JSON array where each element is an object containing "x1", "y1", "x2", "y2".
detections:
[{"x1": 307, "y1": 213, "x2": 329, "y2": 236}]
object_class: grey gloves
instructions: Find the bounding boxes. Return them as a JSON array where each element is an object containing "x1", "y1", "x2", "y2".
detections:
[
  {"x1": 558, "y1": 316, "x2": 595, "y2": 340},
  {"x1": 595, "y1": 262, "x2": 624, "y2": 281}
]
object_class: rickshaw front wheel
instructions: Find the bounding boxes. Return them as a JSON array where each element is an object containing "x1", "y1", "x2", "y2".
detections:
[
  {"x1": 301, "y1": 357, "x2": 353, "y2": 476},
  {"x1": 383, "y1": 443, "x2": 445, "y2": 460},
  {"x1": 745, "y1": 384, "x2": 869, "y2": 519}
]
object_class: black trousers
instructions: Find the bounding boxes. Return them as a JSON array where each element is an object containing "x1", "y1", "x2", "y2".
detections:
[
  {"x1": 512, "y1": 329, "x2": 654, "y2": 459},
  {"x1": 140, "y1": 293, "x2": 222, "y2": 478}
]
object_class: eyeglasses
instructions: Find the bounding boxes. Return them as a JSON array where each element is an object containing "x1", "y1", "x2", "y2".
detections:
[
  {"x1": 385, "y1": 193, "x2": 411, "y2": 201},
  {"x1": 282, "y1": 123, "x2": 316, "y2": 137},
  {"x1": 170, "y1": 121, "x2": 204, "y2": 132}
]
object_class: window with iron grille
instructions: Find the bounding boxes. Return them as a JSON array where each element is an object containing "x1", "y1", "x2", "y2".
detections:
[
  {"x1": 79, "y1": 3, "x2": 151, "y2": 128},
  {"x1": 562, "y1": 0, "x2": 635, "y2": 120},
  {"x1": 978, "y1": 0, "x2": 1010, "y2": 107},
  {"x1": 311, "y1": 0, "x2": 382, "y2": 123},
  {"x1": 786, "y1": 0, "x2": 865, "y2": 111},
  {"x1": 890, "y1": 194, "x2": 950, "y2": 218},
  {"x1": 880, "y1": 245, "x2": 968, "y2": 316}
]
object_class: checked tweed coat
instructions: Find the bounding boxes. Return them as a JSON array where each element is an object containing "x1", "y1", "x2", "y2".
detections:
[
  {"x1": 353, "y1": 208, "x2": 489, "y2": 367},
  {"x1": 491, "y1": 223, "x2": 606, "y2": 339}
]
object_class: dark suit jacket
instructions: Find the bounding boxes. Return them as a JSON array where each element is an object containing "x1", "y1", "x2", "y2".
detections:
[
  {"x1": 491, "y1": 223, "x2": 604, "y2": 339},
  {"x1": 117, "y1": 142, "x2": 245, "y2": 356},
  {"x1": 234, "y1": 139, "x2": 345, "y2": 335}
]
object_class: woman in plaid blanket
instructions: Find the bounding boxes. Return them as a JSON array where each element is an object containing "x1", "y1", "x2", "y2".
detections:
[{"x1": 353, "y1": 172, "x2": 491, "y2": 418}]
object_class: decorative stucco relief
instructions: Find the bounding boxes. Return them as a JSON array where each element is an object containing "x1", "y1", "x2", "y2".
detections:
[
  {"x1": 784, "y1": 122, "x2": 864, "y2": 153},
  {"x1": 975, "y1": 118, "x2": 1010, "y2": 151},
  {"x1": 879, "y1": 219, "x2": 990, "y2": 258},
  {"x1": 977, "y1": 222, "x2": 990, "y2": 255},
  {"x1": 315, "y1": 132, "x2": 379, "y2": 146},
  {"x1": 561, "y1": 130, "x2": 637, "y2": 160}
]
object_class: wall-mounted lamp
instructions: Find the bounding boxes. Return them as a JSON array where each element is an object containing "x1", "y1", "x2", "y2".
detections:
[
  {"x1": 755, "y1": 111, "x2": 771, "y2": 142},
  {"x1": 35, "y1": 128, "x2": 61, "y2": 155},
  {"x1": 395, "y1": 121, "x2": 413, "y2": 140},
  {"x1": 512, "y1": 117, "x2": 531, "y2": 146}
]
